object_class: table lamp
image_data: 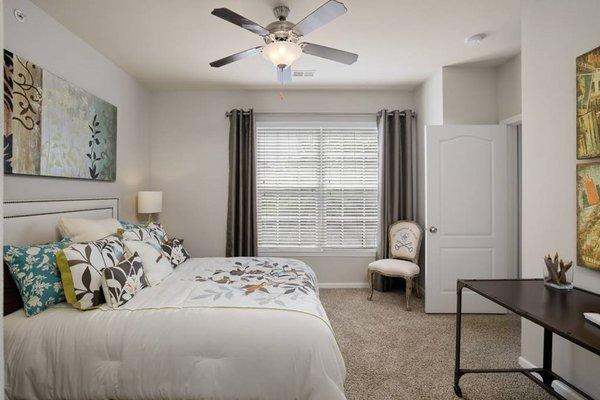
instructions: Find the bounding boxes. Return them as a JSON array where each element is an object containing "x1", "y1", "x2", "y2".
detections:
[{"x1": 138, "y1": 191, "x2": 162, "y2": 223}]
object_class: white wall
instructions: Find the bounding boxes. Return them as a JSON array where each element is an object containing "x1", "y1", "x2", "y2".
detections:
[
  {"x1": 413, "y1": 60, "x2": 521, "y2": 289},
  {"x1": 413, "y1": 69, "x2": 443, "y2": 287},
  {"x1": 414, "y1": 70, "x2": 444, "y2": 226},
  {"x1": 442, "y1": 66, "x2": 498, "y2": 124},
  {"x1": 431, "y1": 57, "x2": 522, "y2": 126},
  {"x1": 149, "y1": 89, "x2": 414, "y2": 285},
  {"x1": 521, "y1": 0, "x2": 600, "y2": 397},
  {"x1": 497, "y1": 54, "x2": 522, "y2": 121},
  {"x1": 3, "y1": 0, "x2": 151, "y2": 221}
]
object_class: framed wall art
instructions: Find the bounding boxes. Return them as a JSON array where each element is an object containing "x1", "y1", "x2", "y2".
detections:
[
  {"x1": 576, "y1": 45, "x2": 600, "y2": 159},
  {"x1": 577, "y1": 162, "x2": 600, "y2": 270},
  {"x1": 4, "y1": 49, "x2": 117, "y2": 181}
]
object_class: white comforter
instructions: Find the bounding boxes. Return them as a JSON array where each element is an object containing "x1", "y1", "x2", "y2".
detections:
[{"x1": 4, "y1": 257, "x2": 346, "y2": 400}]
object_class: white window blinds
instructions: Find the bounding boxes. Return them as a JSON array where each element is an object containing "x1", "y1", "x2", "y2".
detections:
[{"x1": 256, "y1": 119, "x2": 379, "y2": 253}]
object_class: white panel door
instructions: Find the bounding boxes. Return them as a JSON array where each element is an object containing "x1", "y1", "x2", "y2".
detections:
[{"x1": 425, "y1": 125, "x2": 508, "y2": 313}]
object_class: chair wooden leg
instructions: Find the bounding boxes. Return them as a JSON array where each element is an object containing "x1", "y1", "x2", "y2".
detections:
[
  {"x1": 368, "y1": 270, "x2": 374, "y2": 301},
  {"x1": 405, "y1": 277, "x2": 413, "y2": 311}
]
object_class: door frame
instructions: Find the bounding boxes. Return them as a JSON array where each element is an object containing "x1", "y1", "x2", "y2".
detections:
[{"x1": 501, "y1": 114, "x2": 522, "y2": 279}]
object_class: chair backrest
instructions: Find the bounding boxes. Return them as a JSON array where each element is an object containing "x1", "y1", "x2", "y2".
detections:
[{"x1": 388, "y1": 220, "x2": 423, "y2": 263}]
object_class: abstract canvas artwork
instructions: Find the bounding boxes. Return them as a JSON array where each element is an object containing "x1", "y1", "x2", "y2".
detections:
[
  {"x1": 577, "y1": 45, "x2": 600, "y2": 159},
  {"x1": 3, "y1": 50, "x2": 117, "y2": 181},
  {"x1": 577, "y1": 162, "x2": 600, "y2": 271}
]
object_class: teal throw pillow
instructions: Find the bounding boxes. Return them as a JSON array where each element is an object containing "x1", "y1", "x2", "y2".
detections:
[{"x1": 4, "y1": 239, "x2": 71, "y2": 316}]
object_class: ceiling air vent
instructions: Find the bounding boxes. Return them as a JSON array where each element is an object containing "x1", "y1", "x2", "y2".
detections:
[{"x1": 293, "y1": 70, "x2": 316, "y2": 77}]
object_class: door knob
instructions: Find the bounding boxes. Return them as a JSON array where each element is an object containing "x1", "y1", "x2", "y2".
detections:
[{"x1": 429, "y1": 226, "x2": 438, "y2": 233}]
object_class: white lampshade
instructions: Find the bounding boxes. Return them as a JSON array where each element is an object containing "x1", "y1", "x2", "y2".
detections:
[
  {"x1": 262, "y1": 41, "x2": 302, "y2": 68},
  {"x1": 138, "y1": 191, "x2": 162, "y2": 214}
]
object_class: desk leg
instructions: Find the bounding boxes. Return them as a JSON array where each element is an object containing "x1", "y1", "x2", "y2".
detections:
[
  {"x1": 541, "y1": 328, "x2": 554, "y2": 386},
  {"x1": 454, "y1": 282, "x2": 464, "y2": 397}
]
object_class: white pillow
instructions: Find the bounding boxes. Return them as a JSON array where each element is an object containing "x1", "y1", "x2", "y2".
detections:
[
  {"x1": 58, "y1": 217, "x2": 122, "y2": 242},
  {"x1": 124, "y1": 240, "x2": 173, "y2": 286}
]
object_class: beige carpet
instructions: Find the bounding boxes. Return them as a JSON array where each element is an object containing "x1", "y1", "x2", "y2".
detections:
[{"x1": 320, "y1": 289, "x2": 552, "y2": 400}]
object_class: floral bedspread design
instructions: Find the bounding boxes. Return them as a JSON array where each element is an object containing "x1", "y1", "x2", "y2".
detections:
[
  {"x1": 103, "y1": 257, "x2": 329, "y2": 326},
  {"x1": 195, "y1": 257, "x2": 318, "y2": 301}
]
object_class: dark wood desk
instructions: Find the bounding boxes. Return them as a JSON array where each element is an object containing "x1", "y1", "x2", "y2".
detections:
[{"x1": 454, "y1": 279, "x2": 600, "y2": 399}]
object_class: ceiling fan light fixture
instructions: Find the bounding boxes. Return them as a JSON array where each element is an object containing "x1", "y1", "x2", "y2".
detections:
[{"x1": 262, "y1": 41, "x2": 302, "y2": 68}]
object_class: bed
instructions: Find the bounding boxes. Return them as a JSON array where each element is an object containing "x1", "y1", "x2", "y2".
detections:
[{"x1": 3, "y1": 199, "x2": 346, "y2": 400}]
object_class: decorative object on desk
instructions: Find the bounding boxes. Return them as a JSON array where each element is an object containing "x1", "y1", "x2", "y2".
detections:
[
  {"x1": 577, "y1": 45, "x2": 600, "y2": 159},
  {"x1": 137, "y1": 191, "x2": 162, "y2": 223},
  {"x1": 577, "y1": 163, "x2": 600, "y2": 271},
  {"x1": 3, "y1": 49, "x2": 117, "y2": 180},
  {"x1": 543, "y1": 253, "x2": 574, "y2": 290}
]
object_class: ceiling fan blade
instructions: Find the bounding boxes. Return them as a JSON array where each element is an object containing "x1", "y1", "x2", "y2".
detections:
[
  {"x1": 277, "y1": 66, "x2": 292, "y2": 84},
  {"x1": 301, "y1": 42, "x2": 358, "y2": 65},
  {"x1": 210, "y1": 46, "x2": 263, "y2": 67},
  {"x1": 293, "y1": 0, "x2": 347, "y2": 37},
  {"x1": 211, "y1": 8, "x2": 270, "y2": 36}
]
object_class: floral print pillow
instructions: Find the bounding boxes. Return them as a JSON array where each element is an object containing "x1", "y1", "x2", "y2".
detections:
[
  {"x1": 118, "y1": 220, "x2": 142, "y2": 230},
  {"x1": 122, "y1": 222, "x2": 169, "y2": 254},
  {"x1": 56, "y1": 233, "x2": 124, "y2": 310},
  {"x1": 4, "y1": 239, "x2": 71, "y2": 316},
  {"x1": 102, "y1": 252, "x2": 148, "y2": 308},
  {"x1": 122, "y1": 225, "x2": 161, "y2": 248},
  {"x1": 147, "y1": 222, "x2": 169, "y2": 244},
  {"x1": 161, "y1": 238, "x2": 190, "y2": 267},
  {"x1": 122, "y1": 225, "x2": 153, "y2": 242}
]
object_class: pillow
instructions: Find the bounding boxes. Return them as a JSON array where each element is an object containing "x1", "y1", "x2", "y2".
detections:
[
  {"x1": 59, "y1": 217, "x2": 122, "y2": 242},
  {"x1": 124, "y1": 240, "x2": 173, "y2": 286},
  {"x1": 56, "y1": 234, "x2": 124, "y2": 310},
  {"x1": 3, "y1": 239, "x2": 71, "y2": 316},
  {"x1": 122, "y1": 225, "x2": 160, "y2": 246},
  {"x1": 161, "y1": 238, "x2": 190, "y2": 267},
  {"x1": 101, "y1": 252, "x2": 148, "y2": 308},
  {"x1": 122, "y1": 222, "x2": 168, "y2": 246},
  {"x1": 147, "y1": 222, "x2": 169, "y2": 243},
  {"x1": 118, "y1": 220, "x2": 143, "y2": 230}
]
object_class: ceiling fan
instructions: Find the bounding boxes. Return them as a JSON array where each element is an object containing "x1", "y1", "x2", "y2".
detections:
[{"x1": 209, "y1": 0, "x2": 358, "y2": 83}]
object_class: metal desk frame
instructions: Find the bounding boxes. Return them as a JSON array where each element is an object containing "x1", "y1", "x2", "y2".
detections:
[{"x1": 454, "y1": 279, "x2": 599, "y2": 399}]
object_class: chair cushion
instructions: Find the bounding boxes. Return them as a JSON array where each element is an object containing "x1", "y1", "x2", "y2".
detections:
[{"x1": 368, "y1": 259, "x2": 420, "y2": 277}]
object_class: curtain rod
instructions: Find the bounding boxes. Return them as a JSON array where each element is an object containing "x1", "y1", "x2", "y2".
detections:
[{"x1": 225, "y1": 111, "x2": 416, "y2": 118}]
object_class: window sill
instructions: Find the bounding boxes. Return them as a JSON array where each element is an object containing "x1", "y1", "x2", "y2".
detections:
[{"x1": 258, "y1": 248, "x2": 377, "y2": 258}]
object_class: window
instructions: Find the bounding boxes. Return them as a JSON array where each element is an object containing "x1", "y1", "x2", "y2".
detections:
[{"x1": 256, "y1": 118, "x2": 379, "y2": 255}]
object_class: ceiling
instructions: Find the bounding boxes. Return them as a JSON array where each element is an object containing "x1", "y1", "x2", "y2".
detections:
[{"x1": 30, "y1": 0, "x2": 522, "y2": 90}]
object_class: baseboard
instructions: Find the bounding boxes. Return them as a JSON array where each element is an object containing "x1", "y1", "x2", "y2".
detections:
[
  {"x1": 319, "y1": 282, "x2": 369, "y2": 289},
  {"x1": 518, "y1": 356, "x2": 587, "y2": 400}
]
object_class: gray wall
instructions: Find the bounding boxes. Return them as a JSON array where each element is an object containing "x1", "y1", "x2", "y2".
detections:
[
  {"x1": 3, "y1": 0, "x2": 152, "y2": 221},
  {"x1": 521, "y1": 0, "x2": 600, "y2": 396},
  {"x1": 149, "y1": 89, "x2": 415, "y2": 285},
  {"x1": 442, "y1": 66, "x2": 499, "y2": 124},
  {"x1": 413, "y1": 70, "x2": 444, "y2": 288},
  {"x1": 497, "y1": 54, "x2": 522, "y2": 121}
]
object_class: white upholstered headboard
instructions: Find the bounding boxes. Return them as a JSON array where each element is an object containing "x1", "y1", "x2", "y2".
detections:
[{"x1": 4, "y1": 198, "x2": 119, "y2": 246}]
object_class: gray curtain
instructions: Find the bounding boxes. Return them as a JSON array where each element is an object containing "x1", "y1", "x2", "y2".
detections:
[
  {"x1": 226, "y1": 109, "x2": 257, "y2": 257},
  {"x1": 376, "y1": 109, "x2": 417, "y2": 259}
]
